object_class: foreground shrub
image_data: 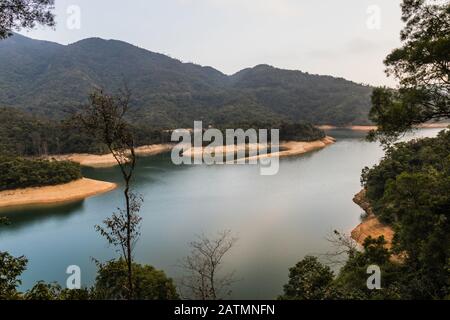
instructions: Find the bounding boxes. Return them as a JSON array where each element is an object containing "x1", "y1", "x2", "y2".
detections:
[{"x1": 93, "y1": 259, "x2": 179, "y2": 300}]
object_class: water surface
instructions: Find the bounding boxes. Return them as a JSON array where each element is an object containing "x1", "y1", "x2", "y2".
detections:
[{"x1": 0, "y1": 129, "x2": 442, "y2": 299}]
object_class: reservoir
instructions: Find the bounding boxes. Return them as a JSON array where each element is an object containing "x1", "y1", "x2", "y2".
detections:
[{"x1": 0, "y1": 129, "x2": 442, "y2": 299}]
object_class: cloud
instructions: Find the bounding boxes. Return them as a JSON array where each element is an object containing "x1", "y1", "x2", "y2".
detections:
[
  {"x1": 304, "y1": 49, "x2": 338, "y2": 60},
  {"x1": 345, "y1": 38, "x2": 379, "y2": 54},
  {"x1": 178, "y1": 0, "x2": 303, "y2": 17}
]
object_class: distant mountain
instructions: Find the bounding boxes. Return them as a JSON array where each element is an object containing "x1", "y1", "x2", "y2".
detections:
[{"x1": 0, "y1": 34, "x2": 373, "y2": 128}]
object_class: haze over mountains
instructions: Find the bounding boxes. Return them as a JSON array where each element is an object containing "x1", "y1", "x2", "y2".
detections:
[{"x1": 0, "y1": 34, "x2": 373, "y2": 128}]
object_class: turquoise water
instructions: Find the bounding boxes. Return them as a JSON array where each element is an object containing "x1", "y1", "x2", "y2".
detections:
[{"x1": 0, "y1": 129, "x2": 442, "y2": 299}]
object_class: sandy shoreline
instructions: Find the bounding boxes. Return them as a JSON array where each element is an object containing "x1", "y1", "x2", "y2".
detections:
[
  {"x1": 0, "y1": 178, "x2": 117, "y2": 208},
  {"x1": 3, "y1": 139, "x2": 333, "y2": 208},
  {"x1": 317, "y1": 123, "x2": 450, "y2": 131},
  {"x1": 182, "y1": 143, "x2": 268, "y2": 158},
  {"x1": 181, "y1": 136, "x2": 336, "y2": 163},
  {"x1": 245, "y1": 136, "x2": 336, "y2": 162},
  {"x1": 47, "y1": 138, "x2": 336, "y2": 167},
  {"x1": 278, "y1": 136, "x2": 336, "y2": 158},
  {"x1": 351, "y1": 215, "x2": 395, "y2": 248},
  {"x1": 351, "y1": 189, "x2": 394, "y2": 248},
  {"x1": 135, "y1": 144, "x2": 173, "y2": 156},
  {"x1": 48, "y1": 144, "x2": 173, "y2": 168}
]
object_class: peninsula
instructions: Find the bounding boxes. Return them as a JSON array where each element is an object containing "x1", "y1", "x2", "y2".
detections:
[{"x1": 0, "y1": 178, "x2": 117, "y2": 208}]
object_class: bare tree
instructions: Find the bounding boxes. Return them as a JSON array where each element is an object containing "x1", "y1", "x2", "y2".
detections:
[
  {"x1": 321, "y1": 230, "x2": 359, "y2": 267},
  {"x1": 77, "y1": 87, "x2": 141, "y2": 300},
  {"x1": 179, "y1": 230, "x2": 238, "y2": 300},
  {"x1": 95, "y1": 192, "x2": 143, "y2": 266}
]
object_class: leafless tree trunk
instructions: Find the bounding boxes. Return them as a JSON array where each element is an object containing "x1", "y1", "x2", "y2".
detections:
[
  {"x1": 77, "y1": 87, "x2": 141, "y2": 300},
  {"x1": 321, "y1": 230, "x2": 359, "y2": 267},
  {"x1": 179, "y1": 230, "x2": 238, "y2": 300}
]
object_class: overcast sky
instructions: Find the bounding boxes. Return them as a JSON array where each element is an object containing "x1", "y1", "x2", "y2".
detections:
[{"x1": 19, "y1": 0, "x2": 404, "y2": 87}]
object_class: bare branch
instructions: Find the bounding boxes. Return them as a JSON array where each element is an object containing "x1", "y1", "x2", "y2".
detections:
[{"x1": 178, "y1": 230, "x2": 238, "y2": 300}]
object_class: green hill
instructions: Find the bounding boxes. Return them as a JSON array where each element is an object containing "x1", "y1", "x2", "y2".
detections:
[{"x1": 0, "y1": 33, "x2": 373, "y2": 127}]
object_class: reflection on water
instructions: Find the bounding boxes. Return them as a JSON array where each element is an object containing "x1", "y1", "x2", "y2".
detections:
[
  {"x1": 325, "y1": 129, "x2": 369, "y2": 140},
  {"x1": 0, "y1": 128, "x2": 444, "y2": 299},
  {"x1": 0, "y1": 202, "x2": 84, "y2": 234}
]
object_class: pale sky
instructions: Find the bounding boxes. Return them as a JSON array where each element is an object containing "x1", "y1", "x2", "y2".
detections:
[{"x1": 19, "y1": 0, "x2": 404, "y2": 87}]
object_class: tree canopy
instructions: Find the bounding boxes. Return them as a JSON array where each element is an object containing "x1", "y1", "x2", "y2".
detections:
[
  {"x1": 0, "y1": 0, "x2": 55, "y2": 39},
  {"x1": 369, "y1": 0, "x2": 449, "y2": 142},
  {"x1": 93, "y1": 259, "x2": 179, "y2": 300},
  {"x1": 279, "y1": 256, "x2": 334, "y2": 300},
  {"x1": 0, "y1": 156, "x2": 81, "y2": 191},
  {"x1": 0, "y1": 251, "x2": 27, "y2": 299},
  {"x1": 361, "y1": 130, "x2": 450, "y2": 298},
  {"x1": 280, "y1": 237, "x2": 404, "y2": 300}
]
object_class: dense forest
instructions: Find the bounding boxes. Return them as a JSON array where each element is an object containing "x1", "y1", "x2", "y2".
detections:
[
  {"x1": 0, "y1": 107, "x2": 172, "y2": 156},
  {"x1": 280, "y1": 130, "x2": 450, "y2": 300},
  {"x1": 0, "y1": 156, "x2": 81, "y2": 191},
  {"x1": 361, "y1": 130, "x2": 450, "y2": 297},
  {"x1": 0, "y1": 33, "x2": 373, "y2": 128},
  {"x1": 0, "y1": 107, "x2": 326, "y2": 157},
  {"x1": 280, "y1": 0, "x2": 450, "y2": 301},
  {"x1": 0, "y1": 107, "x2": 99, "y2": 156}
]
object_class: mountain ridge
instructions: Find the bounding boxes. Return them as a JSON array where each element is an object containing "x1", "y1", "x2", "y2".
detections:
[{"x1": 0, "y1": 34, "x2": 373, "y2": 128}]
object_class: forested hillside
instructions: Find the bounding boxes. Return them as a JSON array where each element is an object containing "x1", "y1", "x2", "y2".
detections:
[
  {"x1": 0, "y1": 107, "x2": 173, "y2": 156},
  {"x1": 360, "y1": 130, "x2": 450, "y2": 298},
  {"x1": 0, "y1": 156, "x2": 81, "y2": 191},
  {"x1": 0, "y1": 33, "x2": 373, "y2": 127},
  {"x1": 0, "y1": 107, "x2": 325, "y2": 156}
]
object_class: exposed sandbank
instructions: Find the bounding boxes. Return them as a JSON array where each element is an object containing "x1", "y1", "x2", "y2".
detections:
[
  {"x1": 182, "y1": 137, "x2": 336, "y2": 162},
  {"x1": 182, "y1": 143, "x2": 268, "y2": 158},
  {"x1": 48, "y1": 144, "x2": 173, "y2": 168},
  {"x1": 245, "y1": 136, "x2": 336, "y2": 162},
  {"x1": 351, "y1": 190, "x2": 394, "y2": 248},
  {"x1": 352, "y1": 215, "x2": 395, "y2": 249},
  {"x1": 0, "y1": 178, "x2": 117, "y2": 208},
  {"x1": 317, "y1": 123, "x2": 450, "y2": 131},
  {"x1": 135, "y1": 144, "x2": 173, "y2": 156},
  {"x1": 347, "y1": 125, "x2": 379, "y2": 131},
  {"x1": 48, "y1": 138, "x2": 336, "y2": 167},
  {"x1": 277, "y1": 136, "x2": 336, "y2": 158},
  {"x1": 49, "y1": 153, "x2": 121, "y2": 168},
  {"x1": 316, "y1": 125, "x2": 377, "y2": 131}
]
